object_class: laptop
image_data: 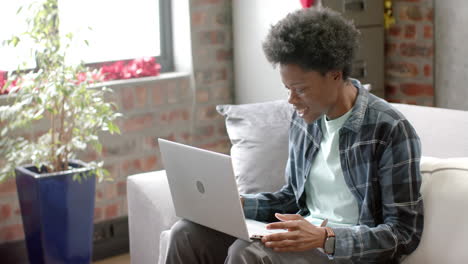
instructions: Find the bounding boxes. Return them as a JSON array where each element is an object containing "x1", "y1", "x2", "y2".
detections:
[{"x1": 158, "y1": 138, "x2": 284, "y2": 241}]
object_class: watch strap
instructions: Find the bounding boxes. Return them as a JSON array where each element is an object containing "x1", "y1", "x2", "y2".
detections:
[{"x1": 323, "y1": 227, "x2": 336, "y2": 255}]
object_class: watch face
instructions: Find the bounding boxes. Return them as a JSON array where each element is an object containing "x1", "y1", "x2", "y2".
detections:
[{"x1": 324, "y1": 236, "x2": 336, "y2": 254}]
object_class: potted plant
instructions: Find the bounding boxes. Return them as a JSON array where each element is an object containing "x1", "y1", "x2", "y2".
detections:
[{"x1": 0, "y1": 0, "x2": 121, "y2": 263}]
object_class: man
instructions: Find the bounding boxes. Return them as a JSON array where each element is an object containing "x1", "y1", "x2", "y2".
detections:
[{"x1": 165, "y1": 7, "x2": 423, "y2": 264}]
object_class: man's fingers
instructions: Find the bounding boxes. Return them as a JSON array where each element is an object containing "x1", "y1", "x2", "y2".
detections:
[
  {"x1": 266, "y1": 220, "x2": 299, "y2": 230},
  {"x1": 264, "y1": 239, "x2": 296, "y2": 248},
  {"x1": 262, "y1": 231, "x2": 299, "y2": 242},
  {"x1": 275, "y1": 213, "x2": 303, "y2": 221}
]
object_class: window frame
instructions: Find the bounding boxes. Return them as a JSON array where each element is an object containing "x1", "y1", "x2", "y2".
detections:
[
  {"x1": 3, "y1": 0, "x2": 174, "y2": 75},
  {"x1": 157, "y1": 0, "x2": 174, "y2": 73}
]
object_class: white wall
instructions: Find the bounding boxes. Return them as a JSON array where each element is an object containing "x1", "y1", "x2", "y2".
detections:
[
  {"x1": 232, "y1": 0, "x2": 302, "y2": 104},
  {"x1": 435, "y1": 0, "x2": 468, "y2": 111}
]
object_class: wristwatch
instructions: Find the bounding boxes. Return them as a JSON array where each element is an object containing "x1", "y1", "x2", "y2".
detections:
[{"x1": 323, "y1": 227, "x2": 336, "y2": 255}]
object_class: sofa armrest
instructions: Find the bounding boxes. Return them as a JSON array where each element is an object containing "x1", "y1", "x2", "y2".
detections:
[{"x1": 127, "y1": 170, "x2": 179, "y2": 264}]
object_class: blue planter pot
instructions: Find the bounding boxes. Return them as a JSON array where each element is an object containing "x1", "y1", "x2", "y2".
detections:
[{"x1": 15, "y1": 160, "x2": 96, "y2": 264}]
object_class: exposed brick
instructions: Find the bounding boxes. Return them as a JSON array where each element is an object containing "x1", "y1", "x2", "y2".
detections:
[
  {"x1": 104, "y1": 183, "x2": 117, "y2": 200},
  {"x1": 0, "y1": 179, "x2": 16, "y2": 195},
  {"x1": 387, "y1": 62, "x2": 419, "y2": 78},
  {"x1": 192, "y1": 11, "x2": 206, "y2": 26},
  {"x1": 151, "y1": 84, "x2": 166, "y2": 105},
  {"x1": 0, "y1": 224, "x2": 24, "y2": 242},
  {"x1": 81, "y1": 150, "x2": 98, "y2": 163},
  {"x1": 215, "y1": 12, "x2": 230, "y2": 25},
  {"x1": 103, "y1": 163, "x2": 118, "y2": 178},
  {"x1": 117, "y1": 181, "x2": 126, "y2": 196},
  {"x1": 135, "y1": 86, "x2": 147, "y2": 108},
  {"x1": 121, "y1": 87, "x2": 135, "y2": 111},
  {"x1": 197, "y1": 90, "x2": 210, "y2": 103},
  {"x1": 194, "y1": 0, "x2": 221, "y2": 6},
  {"x1": 399, "y1": 6, "x2": 423, "y2": 21},
  {"x1": 385, "y1": 84, "x2": 399, "y2": 96},
  {"x1": 385, "y1": 43, "x2": 398, "y2": 56},
  {"x1": 401, "y1": 83, "x2": 434, "y2": 96},
  {"x1": 426, "y1": 7, "x2": 433, "y2": 22},
  {"x1": 120, "y1": 199, "x2": 128, "y2": 216},
  {"x1": 94, "y1": 207, "x2": 103, "y2": 222},
  {"x1": 181, "y1": 132, "x2": 192, "y2": 142},
  {"x1": 0, "y1": 204, "x2": 11, "y2": 222},
  {"x1": 122, "y1": 114, "x2": 154, "y2": 133},
  {"x1": 133, "y1": 156, "x2": 158, "y2": 172},
  {"x1": 197, "y1": 125, "x2": 215, "y2": 138},
  {"x1": 96, "y1": 189, "x2": 104, "y2": 201},
  {"x1": 400, "y1": 43, "x2": 433, "y2": 57},
  {"x1": 179, "y1": 79, "x2": 191, "y2": 100},
  {"x1": 217, "y1": 68, "x2": 228, "y2": 81},
  {"x1": 424, "y1": 25, "x2": 433, "y2": 39},
  {"x1": 167, "y1": 82, "x2": 179, "y2": 104},
  {"x1": 200, "y1": 31, "x2": 226, "y2": 45},
  {"x1": 387, "y1": 99, "x2": 402, "y2": 104},
  {"x1": 103, "y1": 139, "x2": 137, "y2": 158},
  {"x1": 404, "y1": 24, "x2": 416, "y2": 39},
  {"x1": 105, "y1": 203, "x2": 119, "y2": 219},
  {"x1": 216, "y1": 49, "x2": 232, "y2": 61},
  {"x1": 212, "y1": 86, "x2": 231, "y2": 100},
  {"x1": 198, "y1": 105, "x2": 221, "y2": 121},
  {"x1": 424, "y1": 64, "x2": 432, "y2": 77},
  {"x1": 160, "y1": 109, "x2": 190, "y2": 124},
  {"x1": 388, "y1": 25, "x2": 402, "y2": 37},
  {"x1": 144, "y1": 136, "x2": 158, "y2": 150},
  {"x1": 195, "y1": 70, "x2": 213, "y2": 84}
]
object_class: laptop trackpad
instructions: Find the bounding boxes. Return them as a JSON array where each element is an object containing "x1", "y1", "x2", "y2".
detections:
[{"x1": 245, "y1": 218, "x2": 285, "y2": 239}]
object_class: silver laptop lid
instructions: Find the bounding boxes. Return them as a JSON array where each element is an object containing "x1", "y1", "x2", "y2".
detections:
[{"x1": 158, "y1": 138, "x2": 250, "y2": 240}]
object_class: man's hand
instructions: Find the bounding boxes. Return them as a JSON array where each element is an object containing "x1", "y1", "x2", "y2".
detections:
[{"x1": 261, "y1": 213, "x2": 327, "y2": 252}]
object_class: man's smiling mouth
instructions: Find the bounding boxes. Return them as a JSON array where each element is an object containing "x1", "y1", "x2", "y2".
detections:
[{"x1": 294, "y1": 106, "x2": 309, "y2": 117}]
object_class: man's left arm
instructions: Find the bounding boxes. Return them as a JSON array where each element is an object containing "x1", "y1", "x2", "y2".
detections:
[{"x1": 332, "y1": 119, "x2": 424, "y2": 263}]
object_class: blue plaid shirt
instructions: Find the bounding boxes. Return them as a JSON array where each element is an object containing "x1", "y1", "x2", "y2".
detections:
[{"x1": 242, "y1": 80, "x2": 424, "y2": 263}]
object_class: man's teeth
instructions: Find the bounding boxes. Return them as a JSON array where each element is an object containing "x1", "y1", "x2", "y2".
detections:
[{"x1": 296, "y1": 107, "x2": 308, "y2": 117}]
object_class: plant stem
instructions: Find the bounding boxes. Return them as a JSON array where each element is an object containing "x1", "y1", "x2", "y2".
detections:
[
  {"x1": 49, "y1": 100, "x2": 56, "y2": 173},
  {"x1": 58, "y1": 93, "x2": 66, "y2": 171}
]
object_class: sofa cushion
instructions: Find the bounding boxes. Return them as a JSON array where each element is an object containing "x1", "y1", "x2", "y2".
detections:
[
  {"x1": 216, "y1": 100, "x2": 293, "y2": 194},
  {"x1": 403, "y1": 156, "x2": 468, "y2": 264}
]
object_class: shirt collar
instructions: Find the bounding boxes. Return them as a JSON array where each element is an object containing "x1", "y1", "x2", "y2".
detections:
[{"x1": 342, "y1": 78, "x2": 369, "y2": 133}]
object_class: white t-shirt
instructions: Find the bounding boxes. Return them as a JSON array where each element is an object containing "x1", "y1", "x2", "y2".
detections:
[{"x1": 304, "y1": 109, "x2": 359, "y2": 228}]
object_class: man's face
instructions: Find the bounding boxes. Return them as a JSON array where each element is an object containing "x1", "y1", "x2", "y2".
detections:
[{"x1": 280, "y1": 64, "x2": 341, "y2": 124}]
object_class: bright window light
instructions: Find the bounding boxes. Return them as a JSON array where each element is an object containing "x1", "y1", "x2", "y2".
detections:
[{"x1": 0, "y1": 0, "x2": 161, "y2": 70}]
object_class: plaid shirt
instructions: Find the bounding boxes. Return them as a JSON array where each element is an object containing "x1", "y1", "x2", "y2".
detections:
[{"x1": 242, "y1": 80, "x2": 424, "y2": 263}]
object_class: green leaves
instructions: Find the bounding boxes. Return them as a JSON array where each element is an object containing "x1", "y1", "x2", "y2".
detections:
[{"x1": 0, "y1": 0, "x2": 121, "y2": 182}]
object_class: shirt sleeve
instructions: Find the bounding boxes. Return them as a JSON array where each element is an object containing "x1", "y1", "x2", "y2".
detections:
[{"x1": 332, "y1": 119, "x2": 424, "y2": 263}]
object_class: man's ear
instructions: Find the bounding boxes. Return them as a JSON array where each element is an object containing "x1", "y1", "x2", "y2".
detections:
[{"x1": 328, "y1": 71, "x2": 342, "y2": 81}]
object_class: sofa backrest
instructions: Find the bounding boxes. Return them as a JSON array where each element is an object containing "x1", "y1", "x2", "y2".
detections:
[{"x1": 391, "y1": 103, "x2": 468, "y2": 158}]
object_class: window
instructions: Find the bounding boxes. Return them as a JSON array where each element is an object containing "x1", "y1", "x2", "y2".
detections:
[{"x1": 0, "y1": 0, "x2": 173, "y2": 72}]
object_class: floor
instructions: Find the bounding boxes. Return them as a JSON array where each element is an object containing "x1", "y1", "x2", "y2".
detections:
[{"x1": 94, "y1": 253, "x2": 131, "y2": 264}]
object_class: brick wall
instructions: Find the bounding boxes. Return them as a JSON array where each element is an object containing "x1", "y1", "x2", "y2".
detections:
[
  {"x1": 385, "y1": 0, "x2": 434, "y2": 106},
  {"x1": 0, "y1": 0, "x2": 233, "y2": 244}
]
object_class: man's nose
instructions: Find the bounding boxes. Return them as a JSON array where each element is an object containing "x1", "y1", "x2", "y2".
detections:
[{"x1": 287, "y1": 90, "x2": 299, "y2": 104}]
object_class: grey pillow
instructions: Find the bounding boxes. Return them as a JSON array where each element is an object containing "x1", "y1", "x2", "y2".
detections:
[{"x1": 216, "y1": 100, "x2": 293, "y2": 194}]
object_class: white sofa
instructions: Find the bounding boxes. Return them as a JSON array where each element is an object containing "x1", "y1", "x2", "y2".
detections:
[{"x1": 127, "y1": 102, "x2": 468, "y2": 264}]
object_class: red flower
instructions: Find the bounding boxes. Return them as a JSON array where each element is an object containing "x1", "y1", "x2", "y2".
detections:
[
  {"x1": 99, "y1": 57, "x2": 161, "y2": 81},
  {"x1": 0, "y1": 71, "x2": 7, "y2": 94},
  {"x1": 76, "y1": 72, "x2": 87, "y2": 84}
]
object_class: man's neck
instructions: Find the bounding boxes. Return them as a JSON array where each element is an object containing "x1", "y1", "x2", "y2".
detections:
[{"x1": 327, "y1": 81, "x2": 358, "y2": 120}]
